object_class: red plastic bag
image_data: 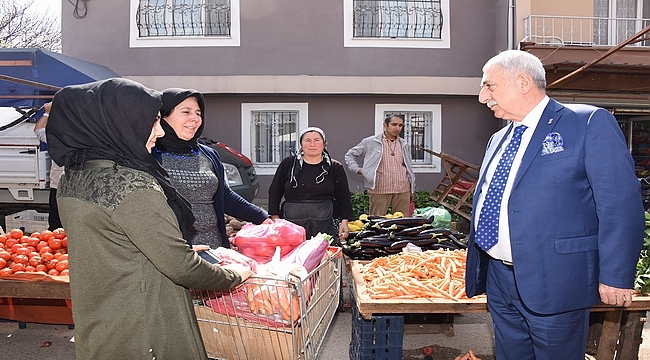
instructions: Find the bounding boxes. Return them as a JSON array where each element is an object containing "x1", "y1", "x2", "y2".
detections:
[{"x1": 234, "y1": 219, "x2": 305, "y2": 263}]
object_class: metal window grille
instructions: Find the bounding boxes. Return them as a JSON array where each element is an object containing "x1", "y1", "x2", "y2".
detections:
[
  {"x1": 136, "y1": 0, "x2": 231, "y2": 37},
  {"x1": 252, "y1": 111, "x2": 298, "y2": 165},
  {"x1": 385, "y1": 111, "x2": 433, "y2": 164},
  {"x1": 353, "y1": 0, "x2": 443, "y2": 39}
]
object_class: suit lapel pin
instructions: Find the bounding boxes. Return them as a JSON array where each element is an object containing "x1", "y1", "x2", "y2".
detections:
[{"x1": 548, "y1": 118, "x2": 554, "y2": 125}]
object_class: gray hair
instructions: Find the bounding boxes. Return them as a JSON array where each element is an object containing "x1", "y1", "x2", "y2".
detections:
[{"x1": 483, "y1": 50, "x2": 546, "y2": 90}]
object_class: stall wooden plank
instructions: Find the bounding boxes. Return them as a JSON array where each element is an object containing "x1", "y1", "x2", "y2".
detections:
[
  {"x1": 0, "y1": 279, "x2": 70, "y2": 299},
  {"x1": 617, "y1": 311, "x2": 646, "y2": 360},
  {"x1": 596, "y1": 310, "x2": 623, "y2": 360}
]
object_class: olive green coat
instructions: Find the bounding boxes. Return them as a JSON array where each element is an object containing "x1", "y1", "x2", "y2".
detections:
[{"x1": 58, "y1": 160, "x2": 241, "y2": 360}]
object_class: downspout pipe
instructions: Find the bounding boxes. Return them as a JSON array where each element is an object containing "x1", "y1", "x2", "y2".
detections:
[{"x1": 508, "y1": 0, "x2": 515, "y2": 49}]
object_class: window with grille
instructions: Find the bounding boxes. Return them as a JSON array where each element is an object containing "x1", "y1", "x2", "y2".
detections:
[
  {"x1": 375, "y1": 104, "x2": 441, "y2": 172},
  {"x1": 130, "y1": 0, "x2": 240, "y2": 47},
  {"x1": 241, "y1": 103, "x2": 309, "y2": 174},
  {"x1": 353, "y1": 0, "x2": 443, "y2": 39},
  {"x1": 344, "y1": 0, "x2": 449, "y2": 48}
]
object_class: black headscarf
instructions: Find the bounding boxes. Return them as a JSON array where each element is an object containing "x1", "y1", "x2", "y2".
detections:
[
  {"x1": 155, "y1": 88, "x2": 206, "y2": 154},
  {"x1": 46, "y1": 78, "x2": 196, "y2": 239}
]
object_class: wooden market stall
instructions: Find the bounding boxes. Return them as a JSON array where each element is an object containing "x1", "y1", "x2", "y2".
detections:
[{"x1": 349, "y1": 259, "x2": 650, "y2": 360}]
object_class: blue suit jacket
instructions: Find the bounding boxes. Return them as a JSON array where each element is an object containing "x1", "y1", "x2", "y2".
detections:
[{"x1": 465, "y1": 98, "x2": 645, "y2": 314}]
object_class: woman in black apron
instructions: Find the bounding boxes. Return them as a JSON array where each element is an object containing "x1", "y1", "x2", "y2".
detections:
[{"x1": 268, "y1": 127, "x2": 354, "y2": 243}]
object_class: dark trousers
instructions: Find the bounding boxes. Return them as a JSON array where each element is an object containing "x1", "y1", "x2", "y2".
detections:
[
  {"x1": 486, "y1": 257, "x2": 590, "y2": 360},
  {"x1": 48, "y1": 188, "x2": 63, "y2": 231}
]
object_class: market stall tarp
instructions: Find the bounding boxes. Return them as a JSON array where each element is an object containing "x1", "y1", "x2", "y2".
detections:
[{"x1": 0, "y1": 48, "x2": 120, "y2": 108}]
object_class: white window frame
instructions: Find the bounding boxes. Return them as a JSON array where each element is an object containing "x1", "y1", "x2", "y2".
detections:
[
  {"x1": 375, "y1": 104, "x2": 441, "y2": 173},
  {"x1": 343, "y1": 0, "x2": 450, "y2": 48},
  {"x1": 241, "y1": 103, "x2": 309, "y2": 175},
  {"x1": 129, "y1": 0, "x2": 240, "y2": 47}
]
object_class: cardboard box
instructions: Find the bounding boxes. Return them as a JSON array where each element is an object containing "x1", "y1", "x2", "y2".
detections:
[{"x1": 194, "y1": 305, "x2": 304, "y2": 360}]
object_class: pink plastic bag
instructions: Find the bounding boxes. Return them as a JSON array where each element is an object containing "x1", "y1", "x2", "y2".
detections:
[{"x1": 234, "y1": 219, "x2": 306, "y2": 263}]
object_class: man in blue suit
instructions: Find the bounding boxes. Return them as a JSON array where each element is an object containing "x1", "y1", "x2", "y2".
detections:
[{"x1": 465, "y1": 50, "x2": 644, "y2": 360}]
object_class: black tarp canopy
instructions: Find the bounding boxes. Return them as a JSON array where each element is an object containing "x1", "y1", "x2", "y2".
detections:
[{"x1": 0, "y1": 48, "x2": 120, "y2": 108}]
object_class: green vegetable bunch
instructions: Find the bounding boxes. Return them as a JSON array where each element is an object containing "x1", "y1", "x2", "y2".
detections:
[{"x1": 634, "y1": 212, "x2": 650, "y2": 295}]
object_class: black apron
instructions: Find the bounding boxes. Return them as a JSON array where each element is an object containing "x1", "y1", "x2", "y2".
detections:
[{"x1": 282, "y1": 200, "x2": 336, "y2": 241}]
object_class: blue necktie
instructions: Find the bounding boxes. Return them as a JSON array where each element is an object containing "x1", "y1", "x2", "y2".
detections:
[{"x1": 475, "y1": 125, "x2": 528, "y2": 252}]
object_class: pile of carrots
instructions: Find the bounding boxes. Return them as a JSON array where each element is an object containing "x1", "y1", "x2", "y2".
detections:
[{"x1": 360, "y1": 249, "x2": 467, "y2": 300}]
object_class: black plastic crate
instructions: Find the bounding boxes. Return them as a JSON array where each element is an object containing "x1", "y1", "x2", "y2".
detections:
[{"x1": 349, "y1": 298, "x2": 404, "y2": 360}]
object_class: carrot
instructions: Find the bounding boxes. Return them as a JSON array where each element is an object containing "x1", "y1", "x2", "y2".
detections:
[{"x1": 360, "y1": 249, "x2": 469, "y2": 300}]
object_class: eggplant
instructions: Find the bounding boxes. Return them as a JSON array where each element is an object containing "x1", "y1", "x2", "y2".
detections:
[
  {"x1": 395, "y1": 223, "x2": 433, "y2": 236},
  {"x1": 419, "y1": 228, "x2": 452, "y2": 236},
  {"x1": 447, "y1": 234, "x2": 468, "y2": 249},
  {"x1": 359, "y1": 239, "x2": 394, "y2": 248},
  {"x1": 375, "y1": 217, "x2": 433, "y2": 228},
  {"x1": 356, "y1": 229, "x2": 385, "y2": 239}
]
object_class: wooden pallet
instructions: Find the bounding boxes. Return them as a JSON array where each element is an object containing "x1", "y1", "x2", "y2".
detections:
[{"x1": 420, "y1": 147, "x2": 479, "y2": 221}]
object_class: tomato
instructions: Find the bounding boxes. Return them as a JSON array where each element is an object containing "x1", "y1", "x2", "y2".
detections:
[
  {"x1": 39, "y1": 246, "x2": 52, "y2": 255},
  {"x1": 40, "y1": 253, "x2": 54, "y2": 262},
  {"x1": 15, "y1": 247, "x2": 30, "y2": 256},
  {"x1": 61, "y1": 237, "x2": 68, "y2": 248},
  {"x1": 11, "y1": 263, "x2": 25, "y2": 273},
  {"x1": 30, "y1": 232, "x2": 40, "y2": 239},
  {"x1": 11, "y1": 244, "x2": 24, "y2": 254},
  {"x1": 26, "y1": 237, "x2": 40, "y2": 247},
  {"x1": 24, "y1": 266, "x2": 35, "y2": 272},
  {"x1": 422, "y1": 346, "x2": 434, "y2": 356},
  {"x1": 0, "y1": 250, "x2": 10, "y2": 261},
  {"x1": 28, "y1": 251, "x2": 40, "y2": 259},
  {"x1": 13, "y1": 254, "x2": 28, "y2": 264},
  {"x1": 39, "y1": 230, "x2": 53, "y2": 241},
  {"x1": 46, "y1": 259, "x2": 58, "y2": 270},
  {"x1": 48, "y1": 238, "x2": 62, "y2": 250},
  {"x1": 47, "y1": 269, "x2": 60, "y2": 276},
  {"x1": 59, "y1": 269, "x2": 69, "y2": 276},
  {"x1": 0, "y1": 258, "x2": 6, "y2": 268},
  {"x1": 9, "y1": 229, "x2": 23, "y2": 239},
  {"x1": 36, "y1": 241, "x2": 48, "y2": 251},
  {"x1": 55, "y1": 260, "x2": 68, "y2": 272},
  {"x1": 35, "y1": 264, "x2": 47, "y2": 273},
  {"x1": 0, "y1": 234, "x2": 7, "y2": 245},
  {"x1": 0, "y1": 267, "x2": 12, "y2": 276},
  {"x1": 58, "y1": 254, "x2": 68, "y2": 262},
  {"x1": 52, "y1": 228, "x2": 66, "y2": 239},
  {"x1": 28, "y1": 256, "x2": 41, "y2": 267},
  {"x1": 5, "y1": 238, "x2": 19, "y2": 249},
  {"x1": 20, "y1": 236, "x2": 30, "y2": 244},
  {"x1": 55, "y1": 248, "x2": 67, "y2": 255}
]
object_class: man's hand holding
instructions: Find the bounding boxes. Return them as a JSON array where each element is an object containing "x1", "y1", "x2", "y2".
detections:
[{"x1": 599, "y1": 283, "x2": 633, "y2": 307}]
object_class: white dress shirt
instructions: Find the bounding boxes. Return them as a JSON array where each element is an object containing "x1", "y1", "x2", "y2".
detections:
[{"x1": 475, "y1": 96, "x2": 549, "y2": 263}]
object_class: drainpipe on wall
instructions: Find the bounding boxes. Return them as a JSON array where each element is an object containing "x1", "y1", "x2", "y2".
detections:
[{"x1": 507, "y1": 0, "x2": 515, "y2": 49}]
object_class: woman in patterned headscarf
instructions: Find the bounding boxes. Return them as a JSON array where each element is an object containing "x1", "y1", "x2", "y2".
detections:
[
  {"x1": 151, "y1": 88, "x2": 269, "y2": 249},
  {"x1": 268, "y1": 127, "x2": 354, "y2": 242},
  {"x1": 47, "y1": 78, "x2": 252, "y2": 360}
]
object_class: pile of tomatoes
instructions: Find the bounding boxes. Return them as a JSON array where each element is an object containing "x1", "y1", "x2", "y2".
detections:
[{"x1": 0, "y1": 228, "x2": 68, "y2": 276}]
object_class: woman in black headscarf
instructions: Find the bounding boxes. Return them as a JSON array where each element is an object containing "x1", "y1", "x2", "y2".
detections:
[
  {"x1": 152, "y1": 88, "x2": 269, "y2": 249},
  {"x1": 47, "y1": 78, "x2": 252, "y2": 360}
]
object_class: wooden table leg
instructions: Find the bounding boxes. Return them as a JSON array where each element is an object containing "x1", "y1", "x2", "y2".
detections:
[
  {"x1": 616, "y1": 310, "x2": 646, "y2": 360},
  {"x1": 596, "y1": 309, "x2": 623, "y2": 360}
]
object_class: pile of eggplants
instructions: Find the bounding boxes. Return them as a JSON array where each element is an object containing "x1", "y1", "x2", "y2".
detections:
[{"x1": 341, "y1": 216, "x2": 467, "y2": 260}]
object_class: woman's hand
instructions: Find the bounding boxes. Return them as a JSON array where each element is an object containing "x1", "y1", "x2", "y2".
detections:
[
  {"x1": 262, "y1": 217, "x2": 274, "y2": 224},
  {"x1": 338, "y1": 220, "x2": 350, "y2": 240},
  {"x1": 192, "y1": 244, "x2": 210, "y2": 252},
  {"x1": 270, "y1": 215, "x2": 281, "y2": 221},
  {"x1": 221, "y1": 263, "x2": 253, "y2": 282}
]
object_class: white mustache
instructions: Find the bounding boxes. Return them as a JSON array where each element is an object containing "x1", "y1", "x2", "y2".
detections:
[{"x1": 486, "y1": 100, "x2": 498, "y2": 109}]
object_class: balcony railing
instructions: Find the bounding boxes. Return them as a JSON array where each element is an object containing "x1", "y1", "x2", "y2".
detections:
[{"x1": 524, "y1": 15, "x2": 650, "y2": 47}]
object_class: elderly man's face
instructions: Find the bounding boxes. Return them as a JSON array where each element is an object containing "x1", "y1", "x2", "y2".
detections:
[{"x1": 478, "y1": 65, "x2": 525, "y2": 121}]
